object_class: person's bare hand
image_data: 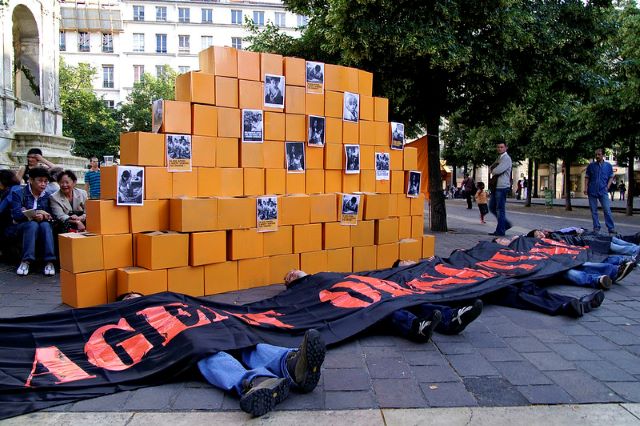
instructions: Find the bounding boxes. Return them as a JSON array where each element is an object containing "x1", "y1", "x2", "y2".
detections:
[{"x1": 34, "y1": 213, "x2": 44, "y2": 222}]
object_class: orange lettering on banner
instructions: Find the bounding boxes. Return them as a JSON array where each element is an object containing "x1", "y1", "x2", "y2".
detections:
[
  {"x1": 25, "y1": 346, "x2": 96, "y2": 387},
  {"x1": 319, "y1": 280, "x2": 382, "y2": 308},
  {"x1": 433, "y1": 264, "x2": 496, "y2": 278},
  {"x1": 347, "y1": 275, "x2": 415, "y2": 297},
  {"x1": 406, "y1": 275, "x2": 479, "y2": 292},
  {"x1": 491, "y1": 252, "x2": 546, "y2": 263},
  {"x1": 138, "y1": 303, "x2": 213, "y2": 346},
  {"x1": 476, "y1": 260, "x2": 536, "y2": 271},
  {"x1": 85, "y1": 318, "x2": 154, "y2": 371},
  {"x1": 228, "y1": 310, "x2": 294, "y2": 329}
]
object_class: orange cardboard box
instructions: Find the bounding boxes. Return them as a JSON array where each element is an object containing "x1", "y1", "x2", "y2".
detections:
[
  {"x1": 238, "y1": 257, "x2": 269, "y2": 289},
  {"x1": 228, "y1": 228, "x2": 264, "y2": 260},
  {"x1": 359, "y1": 121, "x2": 375, "y2": 145},
  {"x1": 192, "y1": 135, "x2": 216, "y2": 167},
  {"x1": 411, "y1": 216, "x2": 423, "y2": 239},
  {"x1": 353, "y1": 245, "x2": 376, "y2": 272},
  {"x1": 310, "y1": 193, "x2": 336, "y2": 222},
  {"x1": 364, "y1": 193, "x2": 390, "y2": 220},
  {"x1": 61, "y1": 270, "x2": 107, "y2": 308},
  {"x1": 374, "y1": 97, "x2": 389, "y2": 122},
  {"x1": 284, "y1": 57, "x2": 305, "y2": 86},
  {"x1": 159, "y1": 100, "x2": 191, "y2": 134},
  {"x1": 399, "y1": 216, "x2": 412, "y2": 239},
  {"x1": 286, "y1": 114, "x2": 306, "y2": 141},
  {"x1": 168, "y1": 266, "x2": 204, "y2": 297},
  {"x1": 145, "y1": 167, "x2": 173, "y2": 200},
  {"x1": 215, "y1": 137, "x2": 239, "y2": 167},
  {"x1": 358, "y1": 70, "x2": 373, "y2": 96},
  {"x1": 240, "y1": 143, "x2": 264, "y2": 168},
  {"x1": 374, "y1": 122, "x2": 390, "y2": 146},
  {"x1": 306, "y1": 145, "x2": 324, "y2": 169},
  {"x1": 343, "y1": 122, "x2": 359, "y2": 144},
  {"x1": 286, "y1": 173, "x2": 306, "y2": 194},
  {"x1": 351, "y1": 220, "x2": 374, "y2": 247},
  {"x1": 170, "y1": 198, "x2": 217, "y2": 232},
  {"x1": 411, "y1": 193, "x2": 425, "y2": 215},
  {"x1": 325, "y1": 64, "x2": 344, "y2": 92},
  {"x1": 130, "y1": 199, "x2": 170, "y2": 233},
  {"x1": 391, "y1": 170, "x2": 405, "y2": 193},
  {"x1": 192, "y1": 104, "x2": 218, "y2": 137},
  {"x1": 399, "y1": 238, "x2": 422, "y2": 261},
  {"x1": 327, "y1": 247, "x2": 352, "y2": 272},
  {"x1": 423, "y1": 235, "x2": 436, "y2": 258},
  {"x1": 323, "y1": 222, "x2": 350, "y2": 249},
  {"x1": 199, "y1": 167, "x2": 243, "y2": 197},
  {"x1": 261, "y1": 52, "x2": 283, "y2": 81},
  {"x1": 280, "y1": 194, "x2": 310, "y2": 225},
  {"x1": 239, "y1": 80, "x2": 263, "y2": 110},
  {"x1": 375, "y1": 178, "x2": 391, "y2": 194},
  {"x1": 137, "y1": 231, "x2": 189, "y2": 270},
  {"x1": 337, "y1": 193, "x2": 364, "y2": 221},
  {"x1": 360, "y1": 145, "x2": 374, "y2": 169},
  {"x1": 199, "y1": 46, "x2": 238, "y2": 77},
  {"x1": 265, "y1": 112, "x2": 285, "y2": 141},
  {"x1": 397, "y1": 195, "x2": 411, "y2": 216},
  {"x1": 300, "y1": 250, "x2": 328, "y2": 274},
  {"x1": 293, "y1": 223, "x2": 322, "y2": 253},
  {"x1": 360, "y1": 95, "x2": 374, "y2": 121},
  {"x1": 217, "y1": 107, "x2": 241, "y2": 138},
  {"x1": 375, "y1": 217, "x2": 399, "y2": 244},
  {"x1": 360, "y1": 170, "x2": 375, "y2": 192},
  {"x1": 215, "y1": 76, "x2": 239, "y2": 108},
  {"x1": 268, "y1": 253, "x2": 299, "y2": 284},
  {"x1": 117, "y1": 267, "x2": 167, "y2": 296},
  {"x1": 106, "y1": 268, "x2": 117, "y2": 303},
  {"x1": 175, "y1": 71, "x2": 215, "y2": 105},
  {"x1": 404, "y1": 147, "x2": 418, "y2": 170},
  {"x1": 324, "y1": 144, "x2": 343, "y2": 170},
  {"x1": 102, "y1": 234, "x2": 133, "y2": 270},
  {"x1": 325, "y1": 91, "x2": 343, "y2": 118},
  {"x1": 100, "y1": 166, "x2": 117, "y2": 199},
  {"x1": 244, "y1": 168, "x2": 265, "y2": 196},
  {"x1": 377, "y1": 242, "x2": 399, "y2": 269},
  {"x1": 343, "y1": 67, "x2": 359, "y2": 93},
  {"x1": 306, "y1": 169, "x2": 325, "y2": 194},
  {"x1": 172, "y1": 168, "x2": 198, "y2": 198},
  {"x1": 266, "y1": 169, "x2": 286, "y2": 194},
  {"x1": 388, "y1": 193, "x2": 398, "y2": 217},
  {"x1": 217, "y1": 196, "x2": 256, "y2": 230},
  {"x1": 238, "y1": 50, "x2": 261, "y2": 81},
  {"x1": 325, "y1": 170, "x2": 342, "y2": 193},
  {"x1": 86, "y1": 200, "x2": 130, "y2": 234},
  {"x1": 285, "y1": 86, "x2": 305, "y2": 114},
  {"x1": 58, "y1": 232, "x2": 104, "y2": 273},
  {"x1": 390, "y1": 149, "x2": 403, "y2": 170},
  {"x1": 264, "y1": 141, "x2": 284, "y2": 168},
  {"x1": 326, "y1": 117, "x2": 343, "y2": 144},
  {"x1": 263, "y1": 225, "x2": 293, "y2": 256},
  {"x1": 342, "y1": 174, "x2": 359, "y2": 193},
  {"x1": 120, "y1": 132, "x2": 165, "y2": 166},
  {"x1": 205, "y1": 261, "x2": 238, "y2": 294},
  {"x1": 305, "y1": 93, "x2": 324, "y2": 116}
]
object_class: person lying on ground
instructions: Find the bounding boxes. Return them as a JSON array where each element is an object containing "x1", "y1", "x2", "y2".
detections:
[{"x1": 527, "y1": 227, "x2": 640, "y2": 259}]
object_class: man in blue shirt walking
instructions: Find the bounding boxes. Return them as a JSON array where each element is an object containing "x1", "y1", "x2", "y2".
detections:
[{"x1": 584, "y1": 148, "x2": 616, "y2": 234}]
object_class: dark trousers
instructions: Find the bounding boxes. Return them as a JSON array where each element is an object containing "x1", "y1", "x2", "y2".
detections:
[
  {"x1": 484, "y1": 282, "x2": 577, "y2": 317},
  {"x1": 464, "y1": 191, "x2": 473, "y2": 209}
]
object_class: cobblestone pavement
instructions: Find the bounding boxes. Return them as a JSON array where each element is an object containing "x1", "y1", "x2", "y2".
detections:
[{"x1": 1, "y1": 199, "x2": 639, "y2": 414}]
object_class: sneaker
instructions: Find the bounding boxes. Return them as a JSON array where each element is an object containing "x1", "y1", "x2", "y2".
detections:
[
  {"x1": 16, "y1": 261, "x2": 29, "y2": 276},
  {"x1": 43, "y1": 262, "x2": 55, "y2": 276},
  {"x1": 580, "y1": 290, "x2": 605, "y2": 313},
  {"x1": 409, "y1": 310, "x2": 442, "y2": 343},
  {"x1": 239, "y1": 377, "x2": 289, "y2": 417},
  {"x1": 441, "y1": 299, "x2": 483, "y2": 335},
  {"x1": 564, "y1": 299, "x2": 584, "y2": 318},
  {"x1": 285, "y1": 329, "x2": 326, "y2": 393},
  {"x1": 616, "y1": 261, "x2": 635, "y2": 282},
  {"x1": 597, "y1": 275, "x2": 612, "y2": 290}
]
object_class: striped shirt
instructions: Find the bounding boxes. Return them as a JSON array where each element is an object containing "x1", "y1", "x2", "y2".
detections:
[{"x1": 85, "y1": 169, "x2": 101, "y2": 199}]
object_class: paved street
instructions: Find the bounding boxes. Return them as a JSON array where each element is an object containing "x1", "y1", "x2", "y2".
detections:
[{"x1": 1, "y1": 199, "x2": 640, "y2": 421}]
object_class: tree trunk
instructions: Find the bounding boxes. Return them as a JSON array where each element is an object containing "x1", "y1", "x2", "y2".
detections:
[
  {"x1": 564, "y1": 156, "x2": 572, "y2": 211},
  {"x1": 427, "y1": 117, "x2": 448, "y2": 232},
  {"x1": 533, "y1": 161, "x2": 539, "y2": 198},
  {"x1": 525, "y1": 159, "x2": 533, "y2": 207},
  {"x1": 463, "y1": 164, "x2": 468, "y2": 175},
  {"x1": 627, "y1": 138, "x2": 635, "y2": 216},
  {"x1": 471, "y1": 165, "x2": 476, "y2": 182},
  {"x1": 451, "y1": 164, "x2": 457, "y2": 189}
]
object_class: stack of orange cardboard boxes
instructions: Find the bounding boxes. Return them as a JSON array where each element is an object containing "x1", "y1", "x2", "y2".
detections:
[{"x1": 58, "y1": 46, "x2": 435, "y2": 308}]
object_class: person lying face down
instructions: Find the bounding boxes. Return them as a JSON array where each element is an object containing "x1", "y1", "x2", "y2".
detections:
[{"x1": 527, "y1": 227, "x2": 640, "y2": 260}]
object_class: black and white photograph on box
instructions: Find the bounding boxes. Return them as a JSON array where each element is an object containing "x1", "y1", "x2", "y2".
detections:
[
  {"x1": 375, "y1": 152, "x2": 390, "y2": 181},
  {"x1": 264, "y1": 74, "x2": 285, "y2": 108},
  {"x1": 345, "y1": 144, "x2": 360, "y2": 174},
  {"x1": 286, "y1": 142, "x2": 305, "y2": 173},
  {"x1": 242, "y1": 109, "x2": 264, "y2": 143},
  {"x1": 257, "y1": 196, "x2": 278, "y2": 232},
  {"x1": 166, "y1": 134, "x2": 192, "y2": 172},
  {"x1": 306, "y1": 61, "x2": 325, "y2": 94},
  {"x1": 308, "y1": 115, "x2": 326, "y2": 147},
  {"x1": 151, "y1": 99, "x2": 163, "y2": 133},
  {"x1": 340, "y1": 194, "x2": 360, "y2": 225},
  {"x1": 343, "y1": 92, "x2": 360, "y2": 122},
  {"x1": 391, "y1": 122, "x2": 405, "y2": 150},
  {"x1": 407, "y1": 170, "x2": 422, "y2": 198},
  {"x1": 117, "y1": 166, "x2": 144, "y2": 206}
]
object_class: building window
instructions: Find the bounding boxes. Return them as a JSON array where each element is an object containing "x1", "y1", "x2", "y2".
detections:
[
  {"x1": 179, "y1": 66, "x2": 190, "y2": 74},
  {"x1": 231, "y1": 9, "x2": 242, "y2": 24},
  {"x1": 103, "y1": 100, "x2": 115, "y2": 109},
  {"x1": 155, "y1": 6, "x2": 166, "y2": 22},
  {"x1": 156, "y1": 65, "x2": 167, "y2": 78},
  {"x1": 133, "y1": 33, "x2": 144, "y2": 52},
  {"x1": 231, "y1": 37, "x2": 242, "y2": 50},
  {"x1": 297, "y1": 15, "x2": 308, "y2": 27},
  {"x1": 133, "y1": 5, "x2": 144, "y2": 21},
  {"x1": 253, "y1": 11, "x2": 264, "y2": 26},
  {"x1": 275, "y1": 12, "x2": 286, "y2": 27},
  {"x1": 178, "y1": 7, "x2": 190, "y2": 23},
  {"x1": 201, "y1": 35, "x2": 213, "y2": 49},
  {"x1": 59, "y1": 31, "x2": 66, "y2": 51},
  {"x1": 156, "y1": 34, "x2": 167, "y2": 53},
  {"x1": 102, "y1": 33, "x2": 113, "y2": 53},
  {"x1": 133, "y1": 65, "x2": 144, "y2": 83},
  {"x1": 102, "y1": 65, "x2": 114, "y2": 88},
  {"x1": 201, "y1": 8, "x2": 212, "y2": 23},
  {"x1": 178, "y1": 35, "x2": 190, "y2": 54},
  {"x1": 78, "y1": 32, "x2": 90, "y2": 52}
]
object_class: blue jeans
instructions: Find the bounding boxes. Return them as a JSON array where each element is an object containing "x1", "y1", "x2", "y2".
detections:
[
  {"x1": 604, "y1": 254, "x2": 634, "y2": 265},
  {"x1": 489, "y1": 188, "x2": 511, "y2": 235},
  {"x1": 388, "y1": 304, "x2": 454, "y2": 335},
  {"x1": 588, "y1": 193, "x2": 615, "y2": 232},
  {"x1": 562, "y1": 262, "x2": 618, "y2": 288},
  {"x1": 5, "y1": 221, "x2": 56, "y2": 262},
  {"x1": 198, "y1": 344, "x2": 294, "y2": 396},
  {"x1": 610, "y1": 237, "x2": 640, "y2": 257}
]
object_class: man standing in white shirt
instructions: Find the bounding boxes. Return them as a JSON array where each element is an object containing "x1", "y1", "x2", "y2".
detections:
[{"x1": 488, "y1": 142, "x2": 513, "y2": 236}]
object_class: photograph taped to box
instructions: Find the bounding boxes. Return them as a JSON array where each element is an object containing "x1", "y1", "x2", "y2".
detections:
[
  {"x1": 345, "y1": 144, "x2": 360, "y2": 174},
  {"x1": 306, "y1": 61, "x2": 324, "y2": 94},
  {"x1": 257, "y1": 196, "x2": 278, "y2": 232},
  {"x1": 117, "y1": 166, "x2": 144, "y2": 206},
  {"x1": 151, "y1": 99, "x2": 163, "y2": 133},
  {"x1": 285, "y1": 141, "x2": 305, "y2": 173},
  {"x1": 391, "y1": 122, "x2": 405, "y2": 150},
  {"x1": 341, "y1": 193, "x2": 360, "y2": 226},
  {"x1": 407, "y1": 170, "x2": 422, "y2": 198},
  {"x1": 308, "y1": 115, "x2": 325, "y2": 147},
  {"x1": 343, "y1": 92, "x2": 360, "y2": 122},
  {"x1": 375, "y1": 152, "x2": 390, "y2": 181},
  {"x1": 264, "y1": 74, "x2": 285, "y2": 109},
  {"x1": 166, "y1": 134, "x2": 192, "y2": 172},
  {"x1": 242, "y1": 109, "x2": 264, "y2": 143}
]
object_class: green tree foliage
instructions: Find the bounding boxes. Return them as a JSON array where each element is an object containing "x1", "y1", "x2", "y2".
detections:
[{"x1": 59, "y1": 59, "x2": 120, "y2": 159}]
